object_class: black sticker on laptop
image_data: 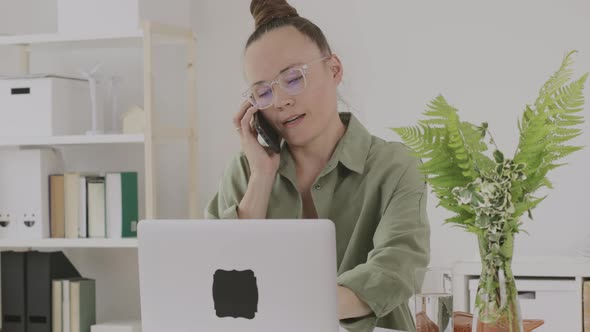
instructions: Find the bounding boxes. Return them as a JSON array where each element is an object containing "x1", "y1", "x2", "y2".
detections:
[{"x1": 212, "y1": 269, "x2": 259, "y2": 319}]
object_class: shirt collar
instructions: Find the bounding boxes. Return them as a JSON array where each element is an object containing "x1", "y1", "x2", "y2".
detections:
[{"x1": 278, "y1": 112, "x2": 372, "y2": 180}]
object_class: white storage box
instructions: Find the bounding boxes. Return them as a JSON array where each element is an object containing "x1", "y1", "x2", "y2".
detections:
[
  {"x1": 0, "y1": 148, "x2": 64, "y2": 239},
  {"x1": 57, "y1": 0, "x2": 190, "y2": 35},
  {"x1": 469, "y1": 278, "x2": 578, "y2": 331},
  {"x1": 0, "y1": 75, "x2": 91, "y2": 137}
]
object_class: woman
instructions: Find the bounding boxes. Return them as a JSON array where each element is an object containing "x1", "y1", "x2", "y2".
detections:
[{"x1": 205, "y1": 1, "x2": 430, "y2": 331}]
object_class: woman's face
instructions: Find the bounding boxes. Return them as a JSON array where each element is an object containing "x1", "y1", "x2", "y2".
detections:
[{"x1": 244, "y1": 26, "x2": 342, "y2": 147}]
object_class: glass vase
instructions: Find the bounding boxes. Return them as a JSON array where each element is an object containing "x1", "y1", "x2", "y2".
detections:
[{"x1": 472, "y1": 232, "x2": 523, "y2": 332}]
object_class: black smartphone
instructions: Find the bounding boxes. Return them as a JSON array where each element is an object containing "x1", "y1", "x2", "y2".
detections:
[{"x1": 253, "y1": 112, "x2": 282, "y2": 154}]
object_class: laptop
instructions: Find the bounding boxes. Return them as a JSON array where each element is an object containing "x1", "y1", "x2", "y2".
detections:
[{"x1": 137, "y1": 219, "x2": 339, "y2": 332}]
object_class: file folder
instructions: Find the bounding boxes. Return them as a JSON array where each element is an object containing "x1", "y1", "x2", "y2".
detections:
[
  {"x1": 26, "y1": 251, "x2": 81, "y2": 332},
  {"x1": 1, "y1": 251, "x2": 27, "y2": 332}
]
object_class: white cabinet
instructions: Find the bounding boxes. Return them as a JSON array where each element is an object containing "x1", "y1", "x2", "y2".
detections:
[
  {"x1": 454, "y1": 256, "x2": 590, "y2": 332},
  {"x1": 468, "y1": 278, "x2": 578, "y2": 331},
  {"x1": 0, "y1": 20, "x2": 198, "y2": 325}
]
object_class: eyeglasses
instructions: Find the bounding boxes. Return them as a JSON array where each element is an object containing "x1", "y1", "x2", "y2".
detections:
[{"x1": 243, "y1": 55, "x2": 331, "y2": 110}]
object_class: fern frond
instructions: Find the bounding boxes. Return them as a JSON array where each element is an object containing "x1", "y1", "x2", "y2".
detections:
[
  {"x1": 391, "y1": 51, "x2": 586, "y2": 233},
  {"x1": 513, "y1": 51, "x2": 587, "y2": 205},
  {"x1": 534, "y1": 50, "x2": 577, "y2": 112},
  {"x1": 392, "y1": 95, "x2": 489, "y2": 199},
  {"x1": 513, "y1": 196, "x2": 547, "y2": 220},
  {"x1": 420, "y1": 95, "x2": 484, "y2": 179}
]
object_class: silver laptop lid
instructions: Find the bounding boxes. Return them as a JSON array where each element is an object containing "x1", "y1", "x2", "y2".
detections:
[{"x1": 138, "y1": 219, "x2": 339, "y2": 332}]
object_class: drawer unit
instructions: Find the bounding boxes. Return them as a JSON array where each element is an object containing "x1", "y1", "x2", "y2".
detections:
[{"x1": 469, "y1": 278, "x2": 578, "y2": 331}]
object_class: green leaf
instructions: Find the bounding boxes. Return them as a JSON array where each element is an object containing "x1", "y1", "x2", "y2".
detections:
[{"x1": 391, "y1": 50, "x2": 586, "y2": 232}]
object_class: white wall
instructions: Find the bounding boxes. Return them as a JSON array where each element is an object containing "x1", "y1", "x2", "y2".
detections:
[
  {"x1": 191, "y1": 0, "x2": 590, "y2": 269},
  {"x1": 0, "y1": 0, "x2": 57, "y2": 35}
]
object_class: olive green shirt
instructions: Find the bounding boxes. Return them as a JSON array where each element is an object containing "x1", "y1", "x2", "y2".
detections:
[{"x1": 205, "y1": 113, "x2": 430, "y2": 332}]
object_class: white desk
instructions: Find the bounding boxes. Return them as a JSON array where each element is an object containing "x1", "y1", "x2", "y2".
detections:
[{"x1": 340, "y1": 327, "x2": 401, "y2": 332}]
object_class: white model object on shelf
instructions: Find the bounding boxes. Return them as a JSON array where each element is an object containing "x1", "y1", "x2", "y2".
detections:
[
  {"x1": 108, "y1": 75, "x2": 122, "y2": 133},
  {"x1": 579, "y1": 234, "x2": 590, "y2": 258},
  {"x1": 122, "y1": 106, "x2": 146, "y2": 135},
  {"x1": 81, "y1": 63, "x2": 104, "y2": 135}
]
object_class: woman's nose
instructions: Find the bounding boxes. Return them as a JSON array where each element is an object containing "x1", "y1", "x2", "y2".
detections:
[{"x1": 272, "y1": 85, "x2": 295, "y2": 110}]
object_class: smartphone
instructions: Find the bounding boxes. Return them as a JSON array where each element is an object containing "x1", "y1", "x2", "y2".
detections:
[{"x1": 253, "y1": 111, "x2": 282, "y2": 154}]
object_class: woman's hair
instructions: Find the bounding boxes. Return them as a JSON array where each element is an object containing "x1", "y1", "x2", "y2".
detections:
[{"x1": 246, "y1": 0, "x2": 332, "y2": 56}]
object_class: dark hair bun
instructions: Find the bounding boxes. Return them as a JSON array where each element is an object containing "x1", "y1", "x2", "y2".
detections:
[{"x1": 250, "y1": 0, "x2": 299, "y2": 29}]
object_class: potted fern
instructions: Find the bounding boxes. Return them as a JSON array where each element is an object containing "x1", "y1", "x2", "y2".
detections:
[{"x1": 393, "y1": 50, "x2": 587, "y2": 332}]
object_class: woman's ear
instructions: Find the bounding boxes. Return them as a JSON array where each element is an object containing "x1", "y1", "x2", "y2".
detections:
[{"x1": 329, "y1": 54, "x2": 343, "y2": 83}]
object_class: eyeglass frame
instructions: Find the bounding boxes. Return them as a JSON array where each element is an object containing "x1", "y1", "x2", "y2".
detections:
[{"x1": 242, "y1": 54, "x2": 333, "y2": 109}]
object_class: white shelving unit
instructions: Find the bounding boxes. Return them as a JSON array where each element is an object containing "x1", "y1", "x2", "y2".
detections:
[
  {"x1": 0, "y1": 20, "x2": 199, "y2": 248},
  {"x1": 0, "y1": 133, "x2": 145, "y2": 147},
  {"x1": 453, "y1": 256, "x2": 590, "y2": 331},
  {"x1": 0, "y1": 30, "x2": 145, "y2": 50},
  {"x1": 0, "y1": 19, "x2": 198, "y2": 325},
  {"x1": 0, "y1": 30, "x2": 144, "y2": 44},
  {"x1": 0, "y1": 238, "x2": 138, "y2": 249}
]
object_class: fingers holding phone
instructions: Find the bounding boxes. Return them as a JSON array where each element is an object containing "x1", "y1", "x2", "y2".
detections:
[
  {"x1": 253, "y1": 112, "x2": 281, "y2": 154},
  {"x1": 233, "y1": 101, "x2": 281, "y2": 176},
  {"x1": 234, "y1": 100, "x2": 256, "y2": 136}
]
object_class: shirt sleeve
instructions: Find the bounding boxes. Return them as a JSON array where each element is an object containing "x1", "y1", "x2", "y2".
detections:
[
  {"x1": 204, "y1": 154, "x2": 250, "y2": 219},
  {"x1": 337, "y1": 154, "x2": 431, "y2": 331}
]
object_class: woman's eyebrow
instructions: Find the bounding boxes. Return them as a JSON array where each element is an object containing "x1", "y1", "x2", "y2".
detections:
[{"x1": 252, "y1": 62, "x2": 302, "y2": 85}]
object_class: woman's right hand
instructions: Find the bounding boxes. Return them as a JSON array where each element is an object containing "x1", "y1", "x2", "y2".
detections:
[{"x1": 233, "y1": 100, "x2": 281, "y2": 177}]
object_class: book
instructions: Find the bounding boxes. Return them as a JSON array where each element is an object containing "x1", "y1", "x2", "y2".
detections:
[
  {"x1": 70, "y1": 279, "x2": 96, "y2": 332},
  {"x1": 64, "y1": 173, "x2": 81, "y2": 238},
  {"x1": 50, "y1": 174, "x2": 65, "y2": 238},
  {"x1": 63, "y1": 280, "x2": 71, "y2": 332},
  {"x1": 584, "y1": 281, "x2": 590, "y2": 332},
  {"x1": 52, "y1": 280, "x2": 63, "y2": 332},
  {"x1": 53, "y1": 278, "x2": 96, "y2": 332},
  {"x1": 79, "y1": 175, "x2": 88, "y2": 238},
  {"x1": 106, "y1": 172, "x2": 139, "y2": 238},
  {"x1": 87, "y1": 177, "x2": 106, "y2": 238}
]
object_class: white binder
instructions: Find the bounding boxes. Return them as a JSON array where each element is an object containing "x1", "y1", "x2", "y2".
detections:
[{"x1": 0, "y1": 148, "x2": 64, "y2": 239}]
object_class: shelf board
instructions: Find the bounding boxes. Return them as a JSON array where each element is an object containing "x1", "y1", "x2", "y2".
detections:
[
  {"x1": 0, "y1": 238, "x2": 138, "y2": 249},
  {"x1": 454, "y1": 256, "x2": 590, "y2": 277},
  {"x1": 0, "y1": 134, "x2": 145, "y2": 147},
  {"x1": 0, "y1": 30, "x2": 145, "y2": 49}
]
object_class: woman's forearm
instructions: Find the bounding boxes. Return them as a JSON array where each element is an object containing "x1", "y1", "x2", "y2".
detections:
[
  {"x1": 237, "y1": 173, "x2": 275, "y2": 219},
  {"x1": 337, "y1": 285, "x2": 372, "y2": 320}
]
